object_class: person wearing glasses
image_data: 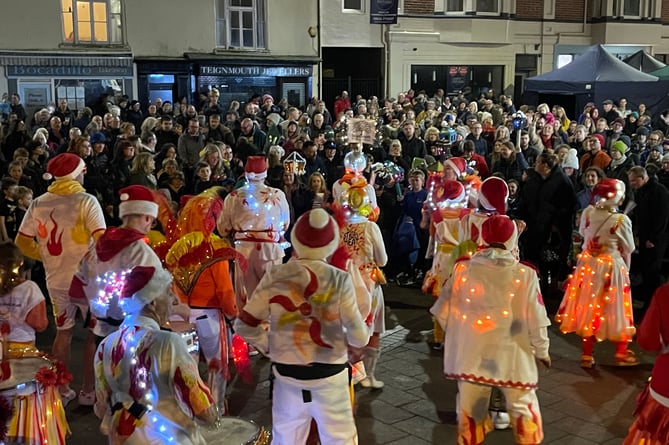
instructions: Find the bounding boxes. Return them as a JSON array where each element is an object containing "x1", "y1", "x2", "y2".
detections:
[
  {"x1": 579, "y1": 134, "x2": 611, "y2": 172},
  {"x1": 639, "y1": 130, "x2": 665, "y2": 166}
]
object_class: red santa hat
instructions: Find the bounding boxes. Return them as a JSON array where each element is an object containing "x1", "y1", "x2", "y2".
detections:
[
  {"x1": 443, "y1": 157, "x2": 466, "y2": 178},
  {"x1": 593, "y1": 178, "x2": 625, "y2": 208},
  {"x1": 291, "y1": 208, "x2": 340, "y2": 260},
  {"x1": 44, "y1": 153, "x2": 86, "y2": 181},
  {"x1": 119, "y1": 265, "x2": 173, "y2": 313},
  {"x1": 442, "y1": 180, "x2": 466, "y2": 205},
  {"x1": 478, "y1": 176, "x2": 509, "y2": 214},
  {"x1": 481, "y1": 215, "x2": 517, "y2": 250},
  {"x1": 245, "y1": 156, "x2": 268, "y2": 181},
  {"x1": 119, "y1": 185, "x2": 159, "y2": 219}
]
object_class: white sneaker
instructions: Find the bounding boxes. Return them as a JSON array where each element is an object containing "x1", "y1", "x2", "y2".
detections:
[
  {"x1": 359, "y1": 377, "x2": 384, "y2": 389},
  {"x1": 493, "y1": 411, "x2": 510, "y2": 430}
]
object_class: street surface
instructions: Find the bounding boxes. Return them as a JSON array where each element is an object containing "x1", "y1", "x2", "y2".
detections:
[{"x1": 38, "y1": 283, "x2": 649, "y2": 444}]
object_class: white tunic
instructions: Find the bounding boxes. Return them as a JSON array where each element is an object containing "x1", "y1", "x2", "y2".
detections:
[
  {"x1": 431, "y1": 248, "x2": 551, "y2": 389},
  {"x1": 18, "y1": 191, "x2": 106, "y2": 291}
]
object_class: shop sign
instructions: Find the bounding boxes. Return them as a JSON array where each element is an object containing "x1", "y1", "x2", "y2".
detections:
[
  {"x1": 7, "y1": 65, "x2": 133, "y2": 77},
  {"x1": 199, "y1": 65, "x2": 312, "y2": 77}
]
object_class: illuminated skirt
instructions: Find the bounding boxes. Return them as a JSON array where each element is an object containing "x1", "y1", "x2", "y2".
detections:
[{"x1": 556, "y1": 252, "x2": 636, "y2": 342}]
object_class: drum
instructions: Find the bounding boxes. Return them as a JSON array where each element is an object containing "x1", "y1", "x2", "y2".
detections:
[
  {"x1": 166, "y1": 320, "x2": 200, "y2": 356},
  {"x1": 0, "y1": 356, "x2": 52, "y2": 396},
  {"x1": 200, "y1": 417, "x2": 270, "y2": 445}
]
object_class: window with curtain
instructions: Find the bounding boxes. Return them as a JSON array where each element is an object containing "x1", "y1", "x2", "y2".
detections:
[
  {"x1": 61, "y1": 0, "x2": 122, "y2": 44},
  {"x1": 216, "y1": 0, "x2": 266, "y2": 49}
]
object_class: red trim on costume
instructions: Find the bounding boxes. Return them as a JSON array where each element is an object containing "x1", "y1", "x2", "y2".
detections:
[
  {"x1": 238, "y1": 310, "x2": 262, "y2": 328},
  {"x1": 68, "y1": 276, "x2": 86, "y2": 300},
  {"x1": 444, "y1": 372, "x2": 537, "y2": 389}
]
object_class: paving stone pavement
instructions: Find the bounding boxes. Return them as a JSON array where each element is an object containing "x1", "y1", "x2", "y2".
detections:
[{"x1": 45, "y1": 282, "x2": 651, "y2": 444}]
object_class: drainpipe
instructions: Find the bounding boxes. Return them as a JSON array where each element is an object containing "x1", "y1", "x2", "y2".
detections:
[{"x1": 383, "y1": 24, "x2": 390, "y2": 99}]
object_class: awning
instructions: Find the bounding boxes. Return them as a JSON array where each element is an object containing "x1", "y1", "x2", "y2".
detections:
[{"x1": 0, "y1": 52, "x2": 133, "y2": 67}]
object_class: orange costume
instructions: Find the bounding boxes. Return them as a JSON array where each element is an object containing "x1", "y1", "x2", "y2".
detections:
[{"x1": 157, "y1": 188, "x2": 244, "y2": 415}]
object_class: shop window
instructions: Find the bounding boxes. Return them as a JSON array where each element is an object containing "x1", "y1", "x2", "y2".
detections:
[
  {"x1": 216, "y1": 0, "x2": 266, "y2": 50},
  {"x1": 343, "y1": 0, "x2": 364, "y2": 13},
  {"x1": 61, "y1": 0, "x2": 122, "y2": 44}
]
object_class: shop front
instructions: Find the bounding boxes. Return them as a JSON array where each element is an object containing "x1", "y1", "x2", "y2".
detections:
[
  {"x1": 193, "y1": 60, "x2": 315, "y2": 109},
  {"x1": 0, "y1": 52, "x2": 133, "y2": 120}
]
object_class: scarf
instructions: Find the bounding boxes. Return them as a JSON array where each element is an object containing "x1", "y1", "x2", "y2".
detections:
[
  {"x1": 47, "y1": 179, "x2": 86, "y2": 195},
  {"x1": 609, "y1": 154, "x2": 627, "y2": 169}
]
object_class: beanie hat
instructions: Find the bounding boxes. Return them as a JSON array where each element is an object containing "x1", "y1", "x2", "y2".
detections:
[
  {"x1": 611, "y1": 140, "x2": 628, "y2": 156},
  {"x1": 89, "y1": 132, "x2": 106, "y2": 145},
  {"x1": 662, "y1": 153, "x2": 669, "y2": 163},
  {"x1": 478, "y1": 176, "x2": 509, "y2": 215},
  {"x1": 562, "y1": 148, "x2": 579, "y2": 170},
  {"x1": 590, "y1": 133, "x2": 605, "y2": 147},
  {"x1": 612, "y1": 117, "x2": 625, "y2": 127},
  {"x1": 245, "y1": 156, "x2": 268, "y2": 181},
  {"x1": 44, "y1": 153, "x2": 86, "y2": 181},
  {"x1": 119, "y1": 185, "x2": 159, "y2": 219},
  {"x1": 119, "y1": 266, "x2": 173, "y2": 314},
  {"x1": 631, "y1": 111, "x2": 639, "y2": 119},
  {"x1": 481, "y1": 215, "x2": 517, "y2": 250},
  {"x1": 593, "y1": 178, "x2": 625, "y2": 209},
  {"x1": 262, "y1": 94, "x2": 274, "y2": 103},
  {"x1": 266, "y1": 113, "x2": 281, "y2": 126},
  {"x1": 618, "y1": 134, "x2": 631, "y2": 148},
  {"x1": 444, "y1": 157, "x2": 467, "y2": 177},
  {"x1": 636, "y1": 126, "x2": 649, "y2": 136},
  {"x1": 291, "y1": 209, "x2": 339, "y2": 260}
]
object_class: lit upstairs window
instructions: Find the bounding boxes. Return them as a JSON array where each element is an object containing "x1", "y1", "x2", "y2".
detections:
[
  {"x1": 61, "y1": 0, "x2": 123, "y2": 45},
  {"x1": 216, "y1": 0, "x2": 266, "y2": 50}
]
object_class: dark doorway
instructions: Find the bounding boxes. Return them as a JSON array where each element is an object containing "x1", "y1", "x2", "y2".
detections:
[{"x1": 322, "y1": 47, "x2": 383, "y2": 114}]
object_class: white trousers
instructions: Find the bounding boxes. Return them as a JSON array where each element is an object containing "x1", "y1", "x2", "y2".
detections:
[
  {"x1": 457, "y1": 381, "x2": 544, "y2": 445},
  {"x1": 271, "y1": 367, "x2": 357, "y2": 445}
]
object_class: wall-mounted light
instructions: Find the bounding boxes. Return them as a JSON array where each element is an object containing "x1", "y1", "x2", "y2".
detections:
[
  {"x1": 307, "y1": 26, "x2": 317, "y2": 38},
  {"x1": 413, "y1": 73, "x2": 418, "y2": 84},
  {"x1": 432, "y1": 70, "x2": 436, "y2": 81},
  {"x1": 488, "y1": 72, "x2": 492, "y2": 82}
]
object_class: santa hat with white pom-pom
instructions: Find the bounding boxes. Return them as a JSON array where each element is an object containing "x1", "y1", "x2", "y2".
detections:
[
  {"x1": 43, "y1": 153, "x2": 86, "y2": 181},
  {"x1": 291, "y1": 208, "x2": 340, "y2": 260},
  {"x1": 118, "y1": 185, "x2": 159, "y2": 219}
]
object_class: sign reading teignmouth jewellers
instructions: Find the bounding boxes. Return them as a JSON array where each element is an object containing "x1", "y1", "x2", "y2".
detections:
[{"x1": 199, "y1": 65, "x2": 313, "y2": 77}]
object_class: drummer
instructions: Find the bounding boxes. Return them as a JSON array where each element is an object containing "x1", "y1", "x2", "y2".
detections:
[
  {"x1": 68, "y1": 185, "x2": 168, "y2": 406},
  {"x1": 94, "y1": 265, "x2": 217, "y2": 444},
  {"x1": 0, "y1": 241, "x2": 48, "y2": 356}
]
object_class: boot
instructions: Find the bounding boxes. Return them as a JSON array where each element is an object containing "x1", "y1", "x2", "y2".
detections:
[{"x1": 359, "y1": 347, "x2": 384, "y2": 389}]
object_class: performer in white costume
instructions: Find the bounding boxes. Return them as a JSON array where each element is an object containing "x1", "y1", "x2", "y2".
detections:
[
  {"x1": 431, "y1": 215, "x2": 551, "y2": 445},
  {"x1": 234, "y1": 209, "x2": 369, "y2": 445}
]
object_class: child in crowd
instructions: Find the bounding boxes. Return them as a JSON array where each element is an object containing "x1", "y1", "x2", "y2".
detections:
[
  {"x1": 0, "y1": 178, "x2": 18, "y2": 242},
  {"x1": 194, "y1": 161, "x2": 214, "y2": 194}
]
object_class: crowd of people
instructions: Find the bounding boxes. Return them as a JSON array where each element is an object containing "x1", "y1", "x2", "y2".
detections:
[{"x1": 0, "y1": 85, "x2": 668, "y2": 444}]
